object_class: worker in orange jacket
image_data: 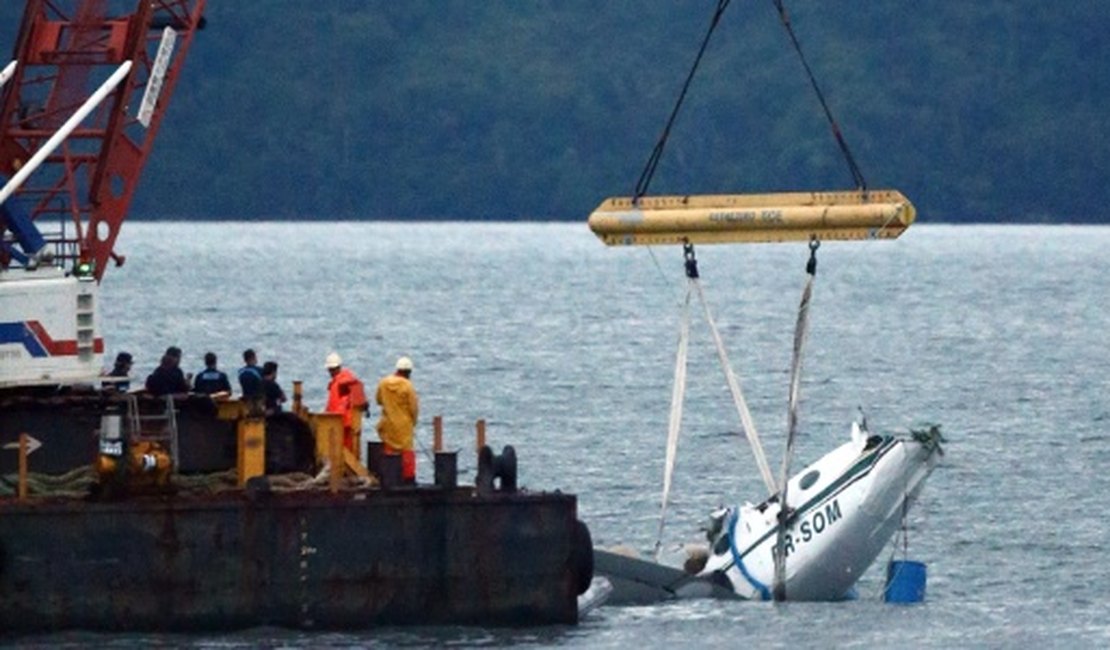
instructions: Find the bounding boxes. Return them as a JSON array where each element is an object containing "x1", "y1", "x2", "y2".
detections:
[
  {"x1": 324, "y1": 352, "x2": 367, "y2": 453},
  {"x1": 376, "y1": 356, "x2": 419, "y2": 483}
]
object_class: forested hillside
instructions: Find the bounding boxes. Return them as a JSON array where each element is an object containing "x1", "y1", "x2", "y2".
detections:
[{"x1": 2, "y1": 2, "x2": 1107, "y2": 222}]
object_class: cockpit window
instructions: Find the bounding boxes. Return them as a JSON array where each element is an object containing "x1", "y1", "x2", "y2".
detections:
[{"x1": 799, "y1": 470, "x2": 820, "y2": 490}]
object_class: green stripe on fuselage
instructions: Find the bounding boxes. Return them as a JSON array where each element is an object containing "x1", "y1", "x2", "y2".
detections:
[{"x1": 735, "y1": 436, "x2": 896, "y2": 561}]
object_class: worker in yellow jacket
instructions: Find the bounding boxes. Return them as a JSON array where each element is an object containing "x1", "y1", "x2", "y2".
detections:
[{"x1": 376, "y1": 356, "x2": 419, "y2": 482}]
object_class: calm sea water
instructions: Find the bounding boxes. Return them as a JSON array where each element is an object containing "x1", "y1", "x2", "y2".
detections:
[{"x1": 14, "y1": 223, "x2": 1110, "y2": 648}]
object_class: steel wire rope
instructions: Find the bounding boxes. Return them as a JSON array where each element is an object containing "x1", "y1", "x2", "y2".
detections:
[
  {"x1": 870, "y1": 436, "x2": 937, "y2": 601},
  {"x1": 872, "y1": 456, "x2": 914, "y2": 602},
  {"x1": 632, "y1": 0, "x2": 732, "y2": 203},
  {"x1": 770, "y1": 0, "x2": 867, "y2": 191}
]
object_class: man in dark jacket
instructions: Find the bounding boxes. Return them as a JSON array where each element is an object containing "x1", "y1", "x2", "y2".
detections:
[
  {"x1": 261, "y1": 360, "x2": 287, "y2": 414},
  {"x1": 102, "y1": 351, "x2": 133, "y2": 391},
  {"x1": 194, "y1": 351, "x2": 232, "y2": 395},
  {"x1": 145, "y1": 346, "x2": 190, "y2": 396},
  {"x1": 238, "y1": 348, "x2": 263, "y2": 399}
]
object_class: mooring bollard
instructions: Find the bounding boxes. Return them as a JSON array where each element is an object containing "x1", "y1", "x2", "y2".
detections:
[
  {"x1": 427, "y1": 415, "x2": 456, "y2": 489},
  {"x1": 476, "y1": 444, "x2": 518, "y2": 495},
  {"x1": 476, "y1": 418, "x2": 486, "y2": 454},
  {"x1": 367, "y1": 441, "x2": 383, "y2": 477},
  {"x1": 379, "y1": 452, "x2": 402, "y2": 490},
  {"x1": 435, "y1": 449, "x2": 458, "y2": 489}
]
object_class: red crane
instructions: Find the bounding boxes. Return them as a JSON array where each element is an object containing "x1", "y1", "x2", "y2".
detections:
[{"x1": 0, "y1": 0, "x2": 206, "y2": 281}]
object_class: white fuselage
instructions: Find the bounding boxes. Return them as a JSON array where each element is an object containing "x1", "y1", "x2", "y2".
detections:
[{"x1": 699, "y1": 427, "x2": 940, "y2": 601}]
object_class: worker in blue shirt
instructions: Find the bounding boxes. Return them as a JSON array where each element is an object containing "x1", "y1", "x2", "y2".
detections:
[
  {"x1": 194, "y1": 351, "x2": 232, "y2": 395},
  {"x1": 238, "y1": 348, "x2": 263, "y2": 400}
]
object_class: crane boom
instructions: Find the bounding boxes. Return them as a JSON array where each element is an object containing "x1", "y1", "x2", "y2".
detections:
[{"x1": 0, "y1": 0, "x2": 206, "y2": 279}]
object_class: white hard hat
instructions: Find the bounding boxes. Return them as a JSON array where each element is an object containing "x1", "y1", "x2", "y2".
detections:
[
  {"x1": 395, "y1": 356, "x2": 413, "y2": 371},
  {"x1": 325, "y1": 352, "x2": 342, "y2": 369}
]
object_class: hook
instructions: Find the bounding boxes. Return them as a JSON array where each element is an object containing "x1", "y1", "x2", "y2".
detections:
[{"x1": 683, "y1": 241, "x2": 699, "y2": 279}]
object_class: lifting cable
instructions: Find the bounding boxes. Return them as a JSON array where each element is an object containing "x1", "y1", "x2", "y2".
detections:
[
  {"x1": 770, "y1": 0, "x2": 867, "y2": 191},
  {"x1": 641, "y1": 0, "x2": 858, "y2": 558},
  {"x1": 687, "y1": 243, "x2": 777, "y2": 495},
  {"x1": 773, "y1": 237, "x2": 820, "y2": 601},
  {"x1": 656, "y1": 241, "x2": 782, "y2": 557},
  {"x1": 633, "y1": 0, "x2": 732, "y2": 203},
  {"x1": 654, "y1": 281, "x2": 692, "y2": 560},
  {"x1": 634, "y1": 0, "x2": 869, "y2": 199}
]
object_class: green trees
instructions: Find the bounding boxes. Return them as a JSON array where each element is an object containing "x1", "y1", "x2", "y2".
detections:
[{"x1": 1, "y1": 2, "x2": 1105, "y2": 222}]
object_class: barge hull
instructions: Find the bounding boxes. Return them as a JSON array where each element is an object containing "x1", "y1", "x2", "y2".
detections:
[{"x1": 0, "y1": 489, "x2": 586, "y2": 631}]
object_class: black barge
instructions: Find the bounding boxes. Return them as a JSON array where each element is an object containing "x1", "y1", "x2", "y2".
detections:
[{"x1": 0, "y1": 473, "x2": 593, "y2": 632}]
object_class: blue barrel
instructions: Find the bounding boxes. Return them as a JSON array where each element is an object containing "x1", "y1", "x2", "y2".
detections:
[{"x1": 884, "y1": 560, "x2": 927, "y2": 603}]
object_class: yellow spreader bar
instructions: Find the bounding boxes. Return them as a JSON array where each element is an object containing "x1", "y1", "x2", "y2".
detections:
[{"x1": 587, "y1": 189, "x2": 915, "y2": 246}]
